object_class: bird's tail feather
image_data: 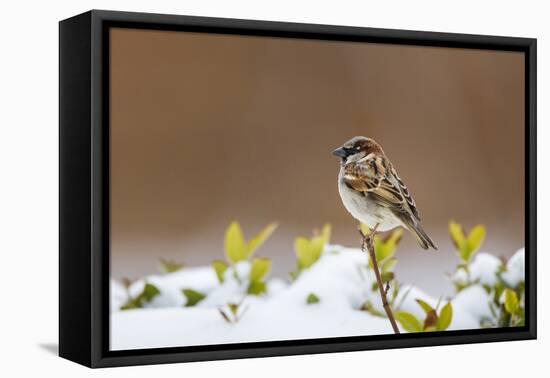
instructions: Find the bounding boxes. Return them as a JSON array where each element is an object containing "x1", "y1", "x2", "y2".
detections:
[{"x1": 404, "y1": 219, "x2": 438, "y2": 250}]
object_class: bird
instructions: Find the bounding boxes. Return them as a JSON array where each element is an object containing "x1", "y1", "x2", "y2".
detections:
[{"x1": 332, "y1": 136, "x2": 437, "y2": 250}]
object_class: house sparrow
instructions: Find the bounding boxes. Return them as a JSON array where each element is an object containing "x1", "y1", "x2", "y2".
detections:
[{"x1": 333, "y1": 136, "x2": 437, "y2": 250}]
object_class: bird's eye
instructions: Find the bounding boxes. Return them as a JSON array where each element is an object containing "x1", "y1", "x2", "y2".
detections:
[{"x1": 355, "y1": 146, "x2": 361, "y2": 150}]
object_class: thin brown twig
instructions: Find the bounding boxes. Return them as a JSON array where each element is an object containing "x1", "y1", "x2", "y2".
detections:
[{"x1": 359, "y1": 225, "x2": 400, "y2": 334}]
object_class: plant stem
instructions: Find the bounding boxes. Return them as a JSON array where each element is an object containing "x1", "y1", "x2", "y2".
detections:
[{"x1": 359, "y1": 226, "x2": 400, "y2": 334}]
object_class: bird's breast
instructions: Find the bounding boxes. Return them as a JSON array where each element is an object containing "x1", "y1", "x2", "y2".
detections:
[{"x1": 337, "y1": 173, "x2": 401, "y2": 232}]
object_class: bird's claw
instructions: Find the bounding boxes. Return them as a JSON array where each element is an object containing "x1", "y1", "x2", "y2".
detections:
[{"x1": 358, "y1": 223, "x2": 380, "y2": 252}]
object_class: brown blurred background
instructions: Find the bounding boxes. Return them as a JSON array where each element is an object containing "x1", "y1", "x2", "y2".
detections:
[{"x1": 110, "y1": 28, "x2": 525, "y2": 296}]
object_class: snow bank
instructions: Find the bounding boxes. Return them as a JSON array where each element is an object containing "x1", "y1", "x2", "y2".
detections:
[
  {"x1": 111, "y1": 246, "x2": 392, "y2": 350},
  {"x1": 111, "y1": 246, "x2": 525, "y2": 350},
  {"x1": 501, "y1": 248, "x2": 525, "y2": 287}
]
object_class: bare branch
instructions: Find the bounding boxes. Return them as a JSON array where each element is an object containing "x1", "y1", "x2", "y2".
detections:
[{"x1": 359, "y1": 225, "x2": 400, "y2": 334}]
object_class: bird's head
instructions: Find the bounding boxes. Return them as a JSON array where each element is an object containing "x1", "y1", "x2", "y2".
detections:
[{"x1": 332, "y1": 136, "x2": 383, "y2": 164}]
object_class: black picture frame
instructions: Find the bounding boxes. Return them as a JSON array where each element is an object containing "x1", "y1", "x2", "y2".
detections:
[{"x1": 59, "y1": 9, "x2": 537, "y2": 368}]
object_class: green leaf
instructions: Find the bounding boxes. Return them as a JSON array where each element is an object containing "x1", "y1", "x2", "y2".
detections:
[
  {"x1": 436, "y1": 302, "x2": 453, "y2": 331},
  {"x1": 503, "y1": 288, "x2": 519, "y2": 315},
  {"x1": 457, "y1": 241, "x2": 471, "y2": 263},
  {"x1": 182, "y1": 288, "x2": 206, "y2": 307},
  {"x1": 449, "y1": 221, "x2": 473, "y2": 262},
  {"x1": 380, "y1": 228, "x2": 403, "y2": 261},
  {"x1": 246, "y1": 222, "x2": 278, "y2": 259},
  {"x1": 371, "y1": 228, "x2": 403, "y2": 262},
  {"x1": 381, "y1": 271, "x2": 394, "y2": 283},
  {"x1": 224, "y1": 221, "x2": 248, "y2": 263},
  {"x1": 306, "y1": 293, "x2": 320, "y2": 304},
  {"x1": 212, "y1": 260, "x2": 228, "y2": 283},
  {"x1": 293, "y1": 225, "x2": 332, "y2": 275},
  {"x1": 493, "y1": 281, "x2": 505, "y2": 303},
  {"x1": 249, "y1": 257, "x2": 271, "y2": 282},
  {"x1": 159, "y1": 258, "x2": 184, "y2": 273},
  {"x1": 415, "y1": 299, "x2": 434, "y2": 314},
  {"x1": 374, "y1": 236, "x2": 386, "y2": 261},
  {"x1": 247, "y1": 281, "x2": 267, "y2": 295},
  {"x1": 141, "y1": 283, "x2": 161, "y2": 302},
  {"x1": 381, "y1": 258, "x2": 398, "y2": 274},
  {"x1": 295, "y1": 236, "x2": 324, "y2": 269},
  {"x1": 467, "y1": 225, "x2": 486, "y2": 256},
  {"x1": 359, "y1": 223, "x2": 371, "y2": 236},
  {"x1": 449, "y1": 221, "x2": 466, "y2": 248},
  {"x1": 395, "y1": 311, "x2": 422, "y2": 333},
  {"x1": 320, "y1": 224, "x2": 331, "y2": 245},
  {"x1": 450, "y1": 221, "x2": 485, "y2": 263}
]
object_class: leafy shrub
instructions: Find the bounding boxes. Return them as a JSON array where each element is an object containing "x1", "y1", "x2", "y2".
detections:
[
  {"x1": 488, "y1": 268, "x2": 525, "y2": 327},
  {"x1": 291, "y1": 224, "x2": 331, "y2": 279},
  {"x1": 247, "y1": 257, "x2": 271, "y2": 295},
  {"x1": 124, "y1": 218, "x2": 523, "y2": 334},
  {"x1": 395, "y1": 300, "x2": 452, "y2": 333},
  {"x1": 211, "y1": 221, "x2": 277, "y2": 296},
  {"x1": 358, "y1": 224, "x2": 454, "y2": 334},
  {"x1": 499, "y1": 288, "x2": 523, "y2": 326},
  {"x1": 224, "y1": 221, "x2": 278, "y2": 264},
  {"x1": 449, "y1": 221, "x2": 525, "y2": 328},
  {"x1": 449, "y1": 220, "x2": 485, "y2": 264},
  {"x1": 208, "y1": 222, "x2": 277, "y2": 323}
]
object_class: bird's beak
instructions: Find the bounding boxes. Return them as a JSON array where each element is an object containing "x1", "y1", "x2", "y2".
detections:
[{"x1": 332, "y1": 147, "x2": 348, "y2": 158}]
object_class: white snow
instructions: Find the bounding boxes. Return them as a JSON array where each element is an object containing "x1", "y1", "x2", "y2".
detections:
[
  {"x1": 451, "y1": 252, "x2": 503, "y2": 287},
  {"x1": 501, "y1": 248, "x2": 525, "y2": 287},
  {"x1": 111, "y1": 305, "x2": 393, "y2": 350},
  {"x1": 451, "y1": 285, "x2": 492, "y2": 324},
  {"x1": 110, "y1": 246, "x2": 525, "y2": 350}
]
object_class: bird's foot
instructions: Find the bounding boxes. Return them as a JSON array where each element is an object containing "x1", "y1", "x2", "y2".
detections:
[{"x1": 358, "y1": 223, "x2": 379, "y2": 252}]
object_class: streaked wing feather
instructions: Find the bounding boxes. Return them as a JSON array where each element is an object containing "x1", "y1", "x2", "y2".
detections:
[
  {"x1": 343, "y1": 157, "x2": 383, "y2": 192},
  {"x1": 343, "y1": 156, "x2": 421, "y2": 220},
  {"x1": 390, "y1": 167, "x2": 421, "y2": 220}
]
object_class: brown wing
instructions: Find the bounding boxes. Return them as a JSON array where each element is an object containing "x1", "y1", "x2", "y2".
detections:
[
  {"x1": 343, "y1": 156, "x2": 421, "y2": 220},
  {"x1": 343, "y1": 155, "x2": 386, "y2": 192},
  {"x1": 387, "y1": 166, "x2": 421, "y2": 220}
]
